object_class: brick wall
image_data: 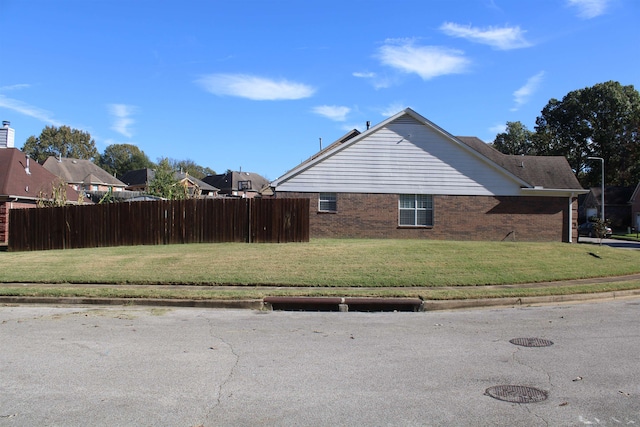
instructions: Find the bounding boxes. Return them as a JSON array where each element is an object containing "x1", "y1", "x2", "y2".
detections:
[
  {"x1": 0, "y1": 202, "x2": 7, "y2": 244},
  {"x1": 0, "y1": 201, "x2": 37, "y2": 245},
  {"x1": 277, "y1": 192, "x2": 577, "y2": 242}
]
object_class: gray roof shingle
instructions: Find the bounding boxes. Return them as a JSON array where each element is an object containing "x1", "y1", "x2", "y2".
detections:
[
  {"x1": 42, "y1": 157, "x2": 126, "y2": 188},
  {"x1": 456, "y1": 136, "x2": 584, "y2": 190}
]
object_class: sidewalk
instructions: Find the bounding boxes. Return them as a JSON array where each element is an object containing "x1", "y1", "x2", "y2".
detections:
[{"x1": 2, "y1": 273, "x2": 640, "y2": 311}]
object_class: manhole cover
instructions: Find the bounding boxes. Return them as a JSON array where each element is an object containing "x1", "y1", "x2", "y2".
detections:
[
  {"x1": 509, "y1": 337, "x2": 554, "y2": 347},
  {"x1": 485, "y1": 385, "x2": 548, "y2": 403}
]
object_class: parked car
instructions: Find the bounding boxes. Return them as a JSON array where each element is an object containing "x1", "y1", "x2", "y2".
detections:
[{"x1": 578, "y1": 222, "x2": 612, "y2": 238}]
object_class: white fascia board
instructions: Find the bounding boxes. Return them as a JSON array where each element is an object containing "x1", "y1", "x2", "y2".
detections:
[
  {"x1": 5, "y1": 195, "x2": 41, "y2": 202},
  {"x1": 521, "y1": 187, "x2": 589, "y2": 197},
  {"x1": 630, "y1": 183, "x2": 640, "y2": 202}
]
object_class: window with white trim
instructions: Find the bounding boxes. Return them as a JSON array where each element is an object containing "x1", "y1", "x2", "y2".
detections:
[
  {"x1": 319, "y1": 193, "x2": 337, "y2": 212},
  {"x1": 399, "y1": 194, "x2": 433, "y2": 226}
]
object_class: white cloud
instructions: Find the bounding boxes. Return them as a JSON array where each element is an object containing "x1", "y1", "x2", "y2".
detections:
[
  {"x1": 0, "y1": 83, "x2": 31, "y2": 91},
  {"x1": 353, "y1": 70, "x2": 394, "y2": 89},
  {"x1": 312, "y1": 105, "x2": 351, "y2": 121},
  {"x1": 511, "y1": 71, "x2": 545, "y2": 111},
  {"x1": 440, "y1": 22, "x2": 532, "y2": 50},
  {"x1": 195, "y1": 73, "x2": 315, "y2": 100},
  {"x1": 377, "y1": 39, "x2": 470, "y2": 80},
  {"x1": 567, "y1": 0, "x2": 609, "y2": 19},
  {"x1": 381, "y1": 103, "x2": 407, "y2": 117},
  {"x1": 489, "y1": 123, "x2": 507, "y2": 134},
  {"x1": 353, "y1": 71, "x2": 376, "y2": 79},
  {"x1": 0, "y1": 94, "x2": 62, "y2": 126},
  {"x1": 108, "y1": 103, "x2": 137, "y2": 138}
]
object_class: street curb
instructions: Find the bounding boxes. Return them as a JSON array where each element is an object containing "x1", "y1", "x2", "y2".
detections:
[
  {"x1": 0, "y1": 296, "x2": 264, "y2": 310},
  {"x1": 2, "y1": 288, "x2": 640, "y2": 311},
  {"x1": 420, "y1": 288, "x2": 640, "y2": 311}
]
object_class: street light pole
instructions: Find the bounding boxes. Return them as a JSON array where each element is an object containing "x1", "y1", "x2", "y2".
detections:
[{"x1": 588, "y1": 156, "x2": 605, "y2": 222}]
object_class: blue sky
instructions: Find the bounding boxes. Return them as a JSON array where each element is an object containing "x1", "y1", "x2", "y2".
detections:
[{"x1": 1, "y1": 0, "x2": 638, "y2": 180}]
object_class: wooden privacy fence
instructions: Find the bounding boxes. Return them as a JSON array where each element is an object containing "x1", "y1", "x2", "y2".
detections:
[{"x1": 8, "y1": 198, "x2": 309, "y2": 251}]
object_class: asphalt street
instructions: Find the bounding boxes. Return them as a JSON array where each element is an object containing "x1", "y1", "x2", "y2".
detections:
[{"x1": 1, "y1": 299, "x2": 639, "y2": 426}]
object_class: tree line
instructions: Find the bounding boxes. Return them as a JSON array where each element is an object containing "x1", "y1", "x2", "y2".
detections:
[
  {"x1": 493, "y1": 81, "x2": 640, "y2": 189},
  {"x1": 22, "y1": 128, "x2": 215, "y2": 180}
]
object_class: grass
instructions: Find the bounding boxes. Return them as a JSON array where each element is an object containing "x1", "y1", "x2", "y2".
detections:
[
  {"x1": 612, "y1": 233, "x2": 640, "y2": 242},
  {"x1": 1, "y1": 239, "x2": 640, "y2": 300}
]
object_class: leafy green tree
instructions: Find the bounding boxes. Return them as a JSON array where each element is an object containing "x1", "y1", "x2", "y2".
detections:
[
  {"x1": 36, "y1": 179, "x2": 69, "y2": 207},
  {"x1": 98, "y1": 143, "x2": 153, "y2": 178},
  {"x1": 147, "y1": 158, "x2": 188, "y2": 200},
  {"x1": 493, "y1": 121, "x2": 536, "y2": 155},
  {"x1": 22, "y1": 125, "x2": 98, "y2": 163},
  {"x1": 534, "y1": 81, "x2": 640, "y2": 187},
  {"x1": 168, "y1": 158, "x2": 215, "y2": 179}
]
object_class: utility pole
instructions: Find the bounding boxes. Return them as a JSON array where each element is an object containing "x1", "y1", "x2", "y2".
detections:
[{"x1": 588, "y1": 156, "x2": 605, "y2": 222}]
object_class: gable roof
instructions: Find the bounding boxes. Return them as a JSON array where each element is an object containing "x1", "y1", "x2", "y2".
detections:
[
  {"x1": 0, "y1": 148, "x2": 80, "y2": 202},
  {"x1": 42, "y1": 157, "x2": 126, "y2": 188},
  {"x1": 587, "y1": 185, "x2": 635, "y2": 206},
  {"x1": 120, "y1": 168, "x2": 154, "y2": 187},
  {"x1": 175, "y1": 171, "x2": 218, "y2": 193},
  {"x1": 272, "y1": 108, "x2": 586, "y2": 196},
  {"x1": 203, "y1": 171, "x2": 269, "y2": 193},
  {"x1": 120, "y1": 168, "x2": 218, "y2": 192}
]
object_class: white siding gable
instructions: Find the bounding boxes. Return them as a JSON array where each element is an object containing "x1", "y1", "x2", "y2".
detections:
[{"x1": 275, "y1": 114, "x2": 525, "y2": 196}]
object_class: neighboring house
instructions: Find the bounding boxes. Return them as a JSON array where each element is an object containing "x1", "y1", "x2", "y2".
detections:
[
  {"x1": 580, "y1": 186, "x2": 635, "y2": 231},
  {"x1": 120, "y1": 168, "x2": 218, "y2": 197},
  {"x1": 203, "y1": 171, "x2": 269, "y2": 198},
  {"x1": 631, "y1": 184, "x2": 640, "y2": 232},
  {"x1": 0, "y1": 122, "x2": 81, "y2": 245},
  {"x1": 119, "y1": 168, "x2": 154, "y2": 192},
  {"x1": 42, "y1": 156, "x2": 127, "y2": 193},
  {"x1": 270, "y1": 108, "x2": 587, "y2": 242}
]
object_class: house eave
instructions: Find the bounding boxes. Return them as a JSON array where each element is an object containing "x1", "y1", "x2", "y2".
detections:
[
  {"x1": 521, "y1": 187, "x2": 589, "y2": 197},
  {"x1": 1, "y1": 195, "x2": 41, "y2": 202},
  {"x1": 0, "y1": 195, "x2": 82, "y2": 205}
]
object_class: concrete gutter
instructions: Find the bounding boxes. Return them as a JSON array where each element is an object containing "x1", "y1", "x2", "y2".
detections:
[
  {"x1": 0, "y1": 296, "x2": 265, "y2": 310},
  {"x1": 1, "y1": 288, "x2": 640, "y2": 312}
]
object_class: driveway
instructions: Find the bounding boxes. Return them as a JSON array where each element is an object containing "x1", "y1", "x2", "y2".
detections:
[
  {"x1": 578, "y1": 236, "x2": 640, "y2": 249},
  {"x1": 1, "y1": 301, "x2": 639, "y2": 426}
]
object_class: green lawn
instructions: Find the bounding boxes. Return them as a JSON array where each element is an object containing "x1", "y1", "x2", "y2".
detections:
[
  {"x1": 1, "y1": 239, "x2": 639, "y2": 300},
  {"x1": 612, "y1": 233, "x2": 640, "y2": 242}
]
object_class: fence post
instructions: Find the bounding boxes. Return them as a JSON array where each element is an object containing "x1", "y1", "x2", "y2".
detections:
[{"x1": 247, "y1": 198, "x2": 252, "y2": 243}]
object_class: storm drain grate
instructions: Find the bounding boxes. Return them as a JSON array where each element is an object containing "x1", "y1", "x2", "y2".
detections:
[
  {"x1": 485, "y1": 385, "x2": 548, "y2": 403},
  {"x1": 509, "y1": 337, "x2": 554, "y2": 347}
]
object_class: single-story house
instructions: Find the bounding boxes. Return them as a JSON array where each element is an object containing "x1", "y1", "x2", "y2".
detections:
[
  {"x1": 203, "y1": 171, "x2": 270, "y2": 198},
  {"x1": 626, "y1": 184, "x2": 640, "y2": 232},
  {"x1": 120, "y1": 168, "x2": 218, "y2": 197},
  {"x1": 42, "y1": 156, "x2": 127, "y2": 194},
  {"x1": 1, "y1": 122, "x2": 81, "y2": 245},
  {"x1": 270, "y1": 108, "x2": 587, "y2": 242},
  {"x1": 579, "y1": 186, "x2": 635, "y2": 231}
]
